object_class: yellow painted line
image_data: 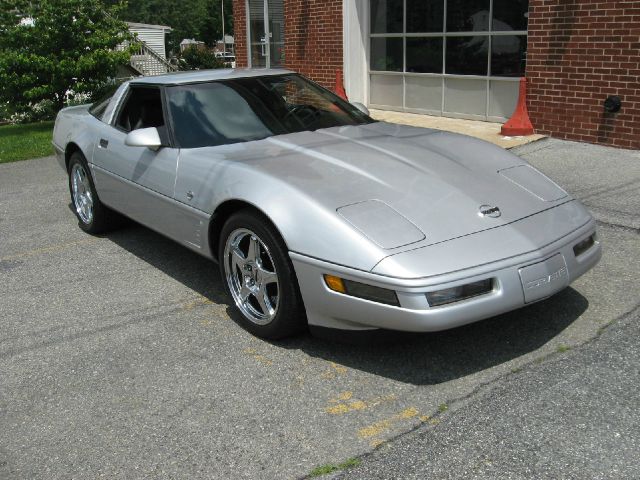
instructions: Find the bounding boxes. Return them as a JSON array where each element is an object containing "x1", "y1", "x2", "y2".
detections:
[
  {"x1": 358, "y1": 407, "x2": 420, "y2": 439},
  {"x1": 321, "y1": 361, "x2": 348, "y2": 379},
  {"x1": 182, "y1": 297, "x2": 214, "y2": 311},
  {"x1": 0, "y1": 237, "x2": 97, "y2": 262},
  {"x1": 326, "y1": 400, "x2": 368, "y2": 415},
  {"x1": 325, "y1": 393, "x2": 397, "y2": 415},
  {"x1": 243, "y1": 347, "x2": 273, "y2": 366}
]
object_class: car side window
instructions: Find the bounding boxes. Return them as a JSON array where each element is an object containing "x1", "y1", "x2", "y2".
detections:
[
  {"x1": 115, "y1": 86, "x2": 165, "y2": 133},
  {"x1": 89, "y1": 81, "x2": 125, "y2": 122}
]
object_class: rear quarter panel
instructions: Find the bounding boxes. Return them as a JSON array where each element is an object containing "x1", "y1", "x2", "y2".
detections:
[{"x1": 52, "y1": 105, "x2": 98, "y2": 171}]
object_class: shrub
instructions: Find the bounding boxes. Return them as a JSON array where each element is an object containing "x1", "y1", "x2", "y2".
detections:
[{"x1": 179, "y1": 46, "x2": 225, "y2": 70}]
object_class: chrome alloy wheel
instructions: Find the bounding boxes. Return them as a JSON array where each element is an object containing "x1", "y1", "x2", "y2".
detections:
[
  {"x1": 71, "y1": 163, "x2": 93, "y2": 224},
  {"x1": 223, "y1": 228, "x2": 280, "y2": 325}
]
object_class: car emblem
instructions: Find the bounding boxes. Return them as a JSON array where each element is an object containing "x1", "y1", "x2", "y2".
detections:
[{"x1": 478, "y1": 205, "x2": 501, "y2": 218}]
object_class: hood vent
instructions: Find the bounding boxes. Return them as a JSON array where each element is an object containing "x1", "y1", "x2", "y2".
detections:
[
  {"x1": 337, "y1": 200, "x2": 425, "y2": 249},
  {"x1": 499, "y1": 165, "x2": 567, "y2": 202}
]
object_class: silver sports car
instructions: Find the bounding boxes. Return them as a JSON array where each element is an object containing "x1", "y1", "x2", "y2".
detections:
[{"x1": 52, "y1": 69, "x2": 602, "y2": 339}]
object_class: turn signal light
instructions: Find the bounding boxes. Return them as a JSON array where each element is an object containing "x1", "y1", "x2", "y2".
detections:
[
  {"x1": 324, "y1": 275, "x2": 400, "y2": 306},
  {"x1": 323, "y1": 274, "x2": 346, "y2": 293}
]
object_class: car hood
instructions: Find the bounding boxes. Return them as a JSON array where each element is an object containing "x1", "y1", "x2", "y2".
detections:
[{"x1": 214, "y1": 122, "x2": 569, "y2": 250}]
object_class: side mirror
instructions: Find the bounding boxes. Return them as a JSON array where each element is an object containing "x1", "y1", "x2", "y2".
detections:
[
  {"x1": 124, "y1": 127, "x2": 162, "y2": 151},
  {"x1": 351, "y1": 102, "x2": 370, "y2": 116}
]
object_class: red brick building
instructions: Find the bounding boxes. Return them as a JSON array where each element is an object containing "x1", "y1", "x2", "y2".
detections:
[{"x1": 233, "y1": 0, "x2": 640, "y2": 149}]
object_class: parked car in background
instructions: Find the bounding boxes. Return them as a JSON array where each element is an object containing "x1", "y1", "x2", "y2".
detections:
[{"x1": 52, "y1": 69, "x2": 601, "y2": 339}]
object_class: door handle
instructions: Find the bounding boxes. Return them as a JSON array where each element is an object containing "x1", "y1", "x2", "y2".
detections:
[{"x1": 99, "y1": 138, "x2": 108, "y2": 149}]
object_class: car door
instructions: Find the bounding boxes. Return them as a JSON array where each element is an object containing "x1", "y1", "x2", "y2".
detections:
[{"x1": 91, "y1": 85, "x2": 182, "y2": 237}]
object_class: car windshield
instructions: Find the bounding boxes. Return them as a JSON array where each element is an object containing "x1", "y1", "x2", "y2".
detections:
[{"x1": 165, "y1": 74, "x2": 375, "y2": 148}]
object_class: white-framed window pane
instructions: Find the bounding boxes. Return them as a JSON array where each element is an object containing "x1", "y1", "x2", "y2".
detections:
[
  {"x1": 406, "y1": 76, "x2": 442, "y2": 111},
  {"x1": 444, "y1": 78, "x2": 487, "y2": 116},
  {"x1": 370, "y1": 74, "x2": 403, "y2": 106},
  {"x1": 489, "y1": 80, "x2": 519, "y2": 118}
]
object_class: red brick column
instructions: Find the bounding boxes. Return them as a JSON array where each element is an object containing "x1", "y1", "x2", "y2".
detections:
[
  {"x1": 526, "y1": 0, "x2": 640, "y2": 149},
  {"x1": 233, "y1": 0, "x2": 248, "y2": 68},
  {"x1": 233, "y1": 0, "x2": 343, "y2": 89},
  {"x1": 283, "y1": 0, "x2": 343, "y2": 89}
]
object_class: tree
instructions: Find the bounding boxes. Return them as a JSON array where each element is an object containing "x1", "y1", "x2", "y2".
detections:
[
  {"x1": 0, "y1": 0, "x2": 131, "y2": 112},
  {"x1": 118, "y1": 0, "x2": 233, "y2": 52},
  {"x1": 179, "y1": 45, "x2": 224, "y2": 70}
]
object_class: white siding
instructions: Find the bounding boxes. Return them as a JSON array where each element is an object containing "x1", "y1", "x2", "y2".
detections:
[{"x1": 131, "y1": 27, "x2": 168, "y2": 58}]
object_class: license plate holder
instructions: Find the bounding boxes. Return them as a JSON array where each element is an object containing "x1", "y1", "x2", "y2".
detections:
[{"x1": 519, "y1": 254, "x2": 569, "y2": 303}]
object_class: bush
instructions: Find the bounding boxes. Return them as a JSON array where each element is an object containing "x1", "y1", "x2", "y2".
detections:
[
  {"x1": 6, "y1": 99, "x2": 56, "y2": 124},
  {"x1": 179, "y1": 46, "x2": 225, "y2": 70}
]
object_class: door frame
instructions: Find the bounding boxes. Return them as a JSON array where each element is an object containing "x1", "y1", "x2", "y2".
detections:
[{"x1": 246, "y1": 0, "x2": 272, "y2": 68}]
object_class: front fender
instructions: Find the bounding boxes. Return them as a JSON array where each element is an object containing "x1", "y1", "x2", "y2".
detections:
[{"x1": 177, "y1": 148, "x2": 387, "y2": 271}]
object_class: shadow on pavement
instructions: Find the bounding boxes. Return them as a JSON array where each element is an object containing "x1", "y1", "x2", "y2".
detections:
[{"x1": 107, "y1": 223, "x2": 589, "y2": 386}]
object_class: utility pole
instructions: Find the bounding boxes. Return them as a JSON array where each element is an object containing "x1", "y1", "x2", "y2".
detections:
[{"x1": 221, "y1": 0, "x2": 226, "y2": 55}]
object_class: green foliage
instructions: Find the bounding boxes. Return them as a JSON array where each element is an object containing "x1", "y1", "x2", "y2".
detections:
[
  {"x1": 308, "y1": 458, "x2": 362, "y2": 477},
  {"x1": 0, "y1": 121, "x2": 55, "y2": 163},
  {"x1": 119, "y1": 0, "x2": 233, "y2": 51},
  {"x1": 179, "y1": 46, "x2": 225, "y2": 70},
  {"x1": 0, "y1": 0, "x2": 132, "y2": 113}
]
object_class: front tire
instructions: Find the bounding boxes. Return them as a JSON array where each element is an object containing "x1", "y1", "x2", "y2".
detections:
[
  {"x1": 218, "y1": 209, "x2": 306, "y2": 339},
  {"x1": 68, "y1": 151, "x2": 118, "y2": 234}
]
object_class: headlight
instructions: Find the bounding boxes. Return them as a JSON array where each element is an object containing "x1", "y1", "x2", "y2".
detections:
[
  {"x1": 323, "y1": 275, "x2": 400, "y2": 306},
  {"x1": 426, "y1": 279, "x2": 493, "y2": 307}
]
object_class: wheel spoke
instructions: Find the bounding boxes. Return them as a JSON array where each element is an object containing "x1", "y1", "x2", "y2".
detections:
[
  {"x1": 258, "y1": 268, "x2": 278, "y2": 286},
  {"x1": 246, "y1": 235, "x2": 260, "y2": 263},
  {"x1": 239, "y1": 284, "x2": 252, "y2": 304},
  {"x1": 255, "y1": 286, "x2": 275, "y2": 317},
  {"x1": 230, "y1": 246, "x2": 246, "y2": 272}
]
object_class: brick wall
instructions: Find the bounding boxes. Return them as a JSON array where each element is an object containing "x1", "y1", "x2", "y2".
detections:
[
  {"x1": 527, "y1": 0, "x2": 640, "y2": 149},
  {"x1": 283, "y1": 0, "x2": 343, "y2": 88},
  {"x1": 232, "y1": 0, "x2": 343, "y2": 89},
  {"x1": 233, "y1": 0, "x2": 247, "y2": 68}
]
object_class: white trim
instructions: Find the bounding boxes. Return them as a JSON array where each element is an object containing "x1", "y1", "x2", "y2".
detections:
[
  {"x1": 342, "y1": 0, "x2": 369, "y2": 104},
  {"x1": 245, "y1": 0, "x2": 252, "y2": 68}
]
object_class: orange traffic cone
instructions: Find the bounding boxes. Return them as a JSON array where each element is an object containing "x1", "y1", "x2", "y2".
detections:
[
  {"x1": 501, "y1": 77, "x2": 534, "y2": 136},
  {"x1": 334, "y1": 70, "x2": 348, "y2": 101}
]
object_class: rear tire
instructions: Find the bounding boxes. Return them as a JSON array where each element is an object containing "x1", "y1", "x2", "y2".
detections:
[
  {"x1": 68, "y1": 151, "x2": 120, "y2": 234},
  {"x1": 218, "y1": 209, "x2": 306, "y2": 339}
]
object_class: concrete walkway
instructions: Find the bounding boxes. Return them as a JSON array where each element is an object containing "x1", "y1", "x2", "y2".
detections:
[{"x1": 370, "y1": 109, "x2": 545, "y2": 149}]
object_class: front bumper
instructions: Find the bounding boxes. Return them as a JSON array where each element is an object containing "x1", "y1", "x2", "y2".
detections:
[{"x1": 290, "y1": 215, "x2": 601, "y2": 332}]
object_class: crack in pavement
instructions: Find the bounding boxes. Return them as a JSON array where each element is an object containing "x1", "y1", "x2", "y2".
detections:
[{"x1": 319, "y1": 301, "x2": 640, "y2": 479}]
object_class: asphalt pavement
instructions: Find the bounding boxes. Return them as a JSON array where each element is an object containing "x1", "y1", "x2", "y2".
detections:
[{"x1": 0, "y1": 137, "x2": 638, "y2": 479}]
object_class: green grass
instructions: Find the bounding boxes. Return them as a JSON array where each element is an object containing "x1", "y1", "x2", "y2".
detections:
[
  {"x1": 0, "y1": 121, "x2": 55, "y2": 164},
  {"x1": 309, "y1": 458, "x2": 361, "y2": 477},
  {"x1": 438, "y1": 403, "x2": 449, "y2": 413}
]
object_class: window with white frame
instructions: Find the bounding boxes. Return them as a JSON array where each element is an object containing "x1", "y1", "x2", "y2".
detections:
[{"x1": 369, "y1": 0, "x2": 528, "y2": 120}]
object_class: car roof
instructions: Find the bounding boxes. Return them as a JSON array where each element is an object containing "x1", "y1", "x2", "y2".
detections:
[{"x1": 128, "y1": 68, "x2": 294, "y2": 86}]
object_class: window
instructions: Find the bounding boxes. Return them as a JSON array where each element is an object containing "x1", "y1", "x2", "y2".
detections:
[
  {"x1": 370, "y1": 0, "x2": 403, "y2": 34},
  {"x1": 166, "y1": 75, "x2": 374, "y2": 149},
  {"x1": 115, "y1": 86, "x2": 165, "y2": 133},
  {"x1": 369, "y1": 0, "x2": 529, "y2": 119},
  {"x1": 370, "y1": 0, "x2": 528, "y2": 77},
  {"x1": 406, "y1": 0, "x2": 444, "y2": 33},
  {"x1": 89, "y1": 82, "x2": 123, "y2": 122}
]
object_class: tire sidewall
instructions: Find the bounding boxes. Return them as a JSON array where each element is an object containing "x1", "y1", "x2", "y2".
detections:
[{"x1": 218, "y1": 210, "x2": 305, "y2": 339}]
